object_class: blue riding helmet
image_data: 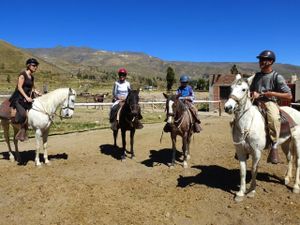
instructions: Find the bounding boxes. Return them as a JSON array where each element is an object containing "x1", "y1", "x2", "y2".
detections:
[{"x1": 180, "y1": 75, "x2": 189, "y2": 83}]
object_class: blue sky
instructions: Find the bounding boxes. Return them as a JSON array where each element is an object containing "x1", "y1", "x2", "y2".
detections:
[{"x1": 1, "y1": 0, "x2": 300, "y2": 65}]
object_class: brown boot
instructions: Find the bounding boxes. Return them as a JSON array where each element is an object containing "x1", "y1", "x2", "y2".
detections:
[
  {"x1": 111, "y1": 121, "x2": 118, "y2": 130},
  {"x1": 134, "y1": 119, "x2": 143, "y2": 129},
  {"x1": 15, "y1": 128, "x2": 28, "y2": 142},
  {"x1": 267, "y1": 148, "x2": 279, "y2": 164},
  {"x1": 163, "y1": 123, "x2": 172, "y2": 133},
  {"x1": 193, "y1": 123, "x2": 202, "y2": 133}
]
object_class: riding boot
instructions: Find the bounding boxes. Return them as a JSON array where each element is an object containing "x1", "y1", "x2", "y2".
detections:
[
  {"x1": 16, "y1": 125, "x2": 28, "y2": 142},
  {"x1": 134, "y1": 119, "x2": 143, "y2": 129},
  {"x1": 163, "y1": 123, "x2": 172, "y2": 133},
  {"x1": 111, "y1": 120, "x2": 118, "y2": 131},
  {"x1": 193, "y1": 122, "x2": 202, "y2": 133},
  {"x1": 267, "y1": 148, "x2": 279, "y2": 164}
]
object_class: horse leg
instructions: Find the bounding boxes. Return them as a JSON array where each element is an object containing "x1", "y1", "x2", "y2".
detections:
[
  {"x1": 186, "y1": 133, "x2": 192, "y2": 160},
  {"x1": 170, "y1": 134, "x2": 176, "y2": 167},
  {"x1": 113, "y1": 129, "x2": 118, "y2": 147},
  {"x1": 42, "y1": 129, "x2": 50, "y2": 165},
  {"x1": 282, "y1": 141, "x2": 293, "y2": 185},
  {"x1": 35, "y1": 129, "x2": 43, "y2": 166},
  {"x1": 247, "y1": 150, "x2": 261, "y2": 198},
  {"x1": 130, "y1": 129, "x2": 135, "y2": 159},
  {"x1": 235, "y1": 147, "x2": 247, "y2": 202},
  {"x1": 121, "y1": 129, "x2": 126, "y2": 160},
  {"x1": 291, "y1": 129, "x2": 300, "y2": 193},
  {"x1": 182, "y1": 135, "x2": 188, "y2": 168},
  {"x1": 1, "y1": 120, "x2": 15, "y2": 162},
  {"x1": 12, "y1": 125, "x2": 21, "y2": 163}
]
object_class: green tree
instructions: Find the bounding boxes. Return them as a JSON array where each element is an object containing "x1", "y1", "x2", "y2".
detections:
[
  {"x1": 166, "y1": 66, "x2": 176, "y2": 92},
  {"x1": 230, "y1": 64, "x2": 239, "y2": 75},
  {"x1": 196, "y1": 78, "x2": 207, "y2": 90}
]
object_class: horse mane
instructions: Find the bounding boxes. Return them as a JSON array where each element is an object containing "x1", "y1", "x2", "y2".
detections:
[
  {"x1": 126, "y1": 90, "x2": 139, "y2": 104},
  {"x1": 34, "y1": 88, "x2": 72, "y2": 113}
]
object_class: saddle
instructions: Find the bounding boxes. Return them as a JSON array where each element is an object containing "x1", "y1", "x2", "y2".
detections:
[
  {"x1": 0, "y1": 99, "x2": 16, "y2": 120},
  {"x1": 255, "y1": 100, "x2": 297, "y2": 139}
]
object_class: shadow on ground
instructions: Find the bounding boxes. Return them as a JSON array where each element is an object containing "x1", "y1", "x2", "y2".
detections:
[
  {"x1": 177, "y1": 165, "x2": 285, "y2": 194},
  {"x1": 99, "y1": 144, "x2": 125, "y2": 160},
  {"x1": 141, "y1": 148, "x2": 183, "y2": 167},
  {"x1": 0, "y1": 150, "x2": 68, "y2": 166}
]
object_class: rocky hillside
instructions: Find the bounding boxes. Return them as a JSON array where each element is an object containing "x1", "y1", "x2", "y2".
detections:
[
  {"x1": 27, "y1": 46, "x2": 300, "y2": 80},
  {"x1": 0, "y1": 40, "x2": 74, "y2": 93}
]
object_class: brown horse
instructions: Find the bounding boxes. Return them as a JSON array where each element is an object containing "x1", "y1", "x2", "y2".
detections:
[
  {"x1": 163, "y1": 93, "x2": 194, "y2": 168},
  {"x1": 93, "y1": 92, "x2": 109, "y2": 103}
]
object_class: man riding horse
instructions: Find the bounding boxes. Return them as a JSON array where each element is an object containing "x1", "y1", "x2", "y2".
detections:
[{"x1": 250, "y1": 50, "x2": 292, "y2": 164}]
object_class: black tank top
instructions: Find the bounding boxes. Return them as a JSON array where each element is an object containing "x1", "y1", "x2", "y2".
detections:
[{"x1": 9, "y1": 71, "x2": 34, "y2": 109}]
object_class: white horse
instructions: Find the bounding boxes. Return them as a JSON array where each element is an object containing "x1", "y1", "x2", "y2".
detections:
[
  {"x1": 224, "y1": 74, "x2": 300, "y2": 202},
  {"x1": 0, "y1": 88, "x2": 76, "y2": 166}
]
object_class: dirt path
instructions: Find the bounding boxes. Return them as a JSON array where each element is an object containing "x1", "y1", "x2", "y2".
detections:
[{"x1": 0, "y1": 114, "x2": 299, "y2": 225}]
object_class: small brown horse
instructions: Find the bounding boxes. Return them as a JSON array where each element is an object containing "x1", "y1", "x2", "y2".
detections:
[
  {"x1": 93, "y1": 92, "x2": 109, "y2": 103},
  {"x1": 163, "y1": 93, "x2": 194, "y2": 168},
  {"x1": 113, "y1": 90, "x2": 141, "y2": 160}
]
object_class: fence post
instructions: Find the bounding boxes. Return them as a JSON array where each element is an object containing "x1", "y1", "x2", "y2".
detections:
[{"x1": 218, "y1": 101, "x2": 221, "y2": 116}]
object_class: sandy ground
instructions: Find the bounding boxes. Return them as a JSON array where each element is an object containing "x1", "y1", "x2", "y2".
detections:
[{"x1": 0, "y1": 113, "x2": 300, "y2": 225}]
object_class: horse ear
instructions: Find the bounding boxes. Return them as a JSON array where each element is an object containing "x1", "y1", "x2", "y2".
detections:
[
  {"x1": 69, "y1": 87, "x2": 72, "y2": 94},
  {"x1": 163, "y1": 93, "x2": 168, "y2": 99},
  {"x1": 247, "y1": 75, "x2": 255, "y2": 86},
  {"x1": 235, "y1": 74, "x2": 242, "y2": 80}
]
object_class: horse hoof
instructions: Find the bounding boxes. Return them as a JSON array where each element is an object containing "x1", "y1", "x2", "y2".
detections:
[
  {"x1": 246, "y1": 191, "x2": 256, "y2": 198},
  {"x1": 293, "y1": 187, "x2": 300, "y2": 194},
  {"x1": 183, "y1": 161, "x2": 188, "y2": 168},
  {"x1": 284, "y1": 178, "x2": 290, "y2": 185},
  {"x1": 121, "y1": 155, "x2": 126, "y2": 161},
  {"x1": 35, "y1": 162, "x2": 42, "y2": 167},
  {"x1": 45, "y1": 161, "x2": 51, "y2": 165},
  {"x1": 234, "y1": 195, "x2": 244, "y2": 202},
  {"x1": 168, "y1": 163, "x2": 175, "y2": 169},
  {"x1": 9, "y1": 158, "x2": 15, "y2": 163}
]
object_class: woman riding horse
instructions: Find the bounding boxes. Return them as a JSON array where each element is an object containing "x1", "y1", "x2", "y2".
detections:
[
  {"x1": 9, "y1": 58, "x2": 41, "y2": 141},
  {"x1": 109, "y1": 68, "x2": 143, "y2": 130}
]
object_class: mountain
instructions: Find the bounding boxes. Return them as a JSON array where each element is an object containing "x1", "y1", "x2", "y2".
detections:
[
  {"x1": 0, "y1": 40, "x2": 73, "y2": 93},
  {"x1": 27, "y1": 46, "x2": 300, "y2": 80}
]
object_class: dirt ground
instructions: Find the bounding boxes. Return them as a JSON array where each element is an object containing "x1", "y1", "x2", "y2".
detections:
[{"x1": 0, "y1": 113, "x2": 300, "y2": 225}]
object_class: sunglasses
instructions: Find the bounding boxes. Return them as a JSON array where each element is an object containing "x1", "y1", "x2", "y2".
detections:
[{"x1": 259, "y1": 58, "x2": 272, "y2": 62}]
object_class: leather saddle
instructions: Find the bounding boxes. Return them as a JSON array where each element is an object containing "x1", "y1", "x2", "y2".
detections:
[
  {"x1": 0, "y1": 99, "x2": 16, "y2": 120},
  {"x1": 255, "y1": 100, "x2": 297, "y2": 139}
]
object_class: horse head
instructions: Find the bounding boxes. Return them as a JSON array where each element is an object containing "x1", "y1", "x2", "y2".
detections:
[
  {"x1": 61, "y1": 88, "x2": 76, "y2": 118},
  {"x1": 163, "y1": 93, "x2": 178, "y2": 123},
  {"x1": 125, "y1": 90, "x2": 140, "y2": 117},
  {"x1": 224, "y1": 74, "x2": 253, "y2": 114}
]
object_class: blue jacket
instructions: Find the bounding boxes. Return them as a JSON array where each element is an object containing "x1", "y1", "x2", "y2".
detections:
[{"x1": 176, "y1": 85, "x2": 195, "y2": 101}]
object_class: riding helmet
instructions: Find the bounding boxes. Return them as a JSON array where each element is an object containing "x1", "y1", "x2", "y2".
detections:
[
  {"x1": 118, "y1": 68, "x2": 127, "y2": 76},
  {"x1": 26, "y1": 58, "x2": 39, "y2": 66},
  {"x1": 256, "y1": 50, "x2": 276, "y2": 62},
  {"x1": 180, "y1": 74, "x2": 189, "y2": 83}
]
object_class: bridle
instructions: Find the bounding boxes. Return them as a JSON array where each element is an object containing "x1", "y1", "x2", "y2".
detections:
[{"x1": 61, "y1": 88, "x2": 76, "y2": 112}]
